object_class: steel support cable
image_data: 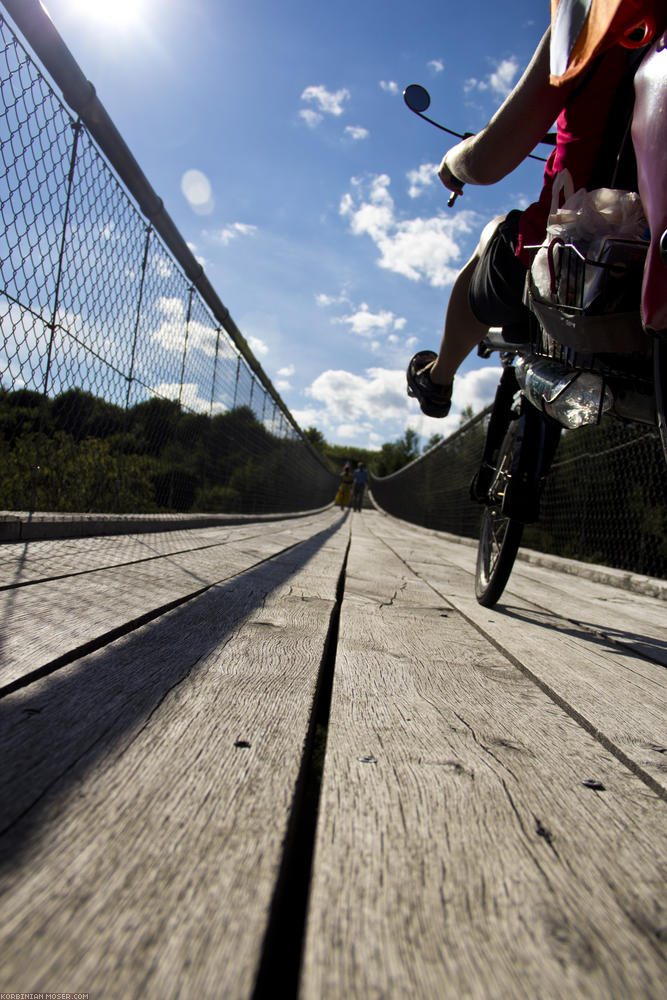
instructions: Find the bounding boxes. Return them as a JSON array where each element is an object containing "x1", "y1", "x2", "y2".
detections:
[{"x1": 0, "y1": 0, "x2": 308, "y2": 446}]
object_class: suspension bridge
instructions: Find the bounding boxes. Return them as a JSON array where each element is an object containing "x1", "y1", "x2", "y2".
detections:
[
  {"x1": 0, "y1": 507, "x2": 665, "y2": 998},
  {"x1": 0, "y1": 3, "x2": 665, "y2": 997}
]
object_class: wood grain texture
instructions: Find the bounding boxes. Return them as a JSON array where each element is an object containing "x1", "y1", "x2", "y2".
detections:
[
  {"x1": 0, "y1": 521, "x2": 349, "y2": 999},
  {"x1": 2, "y1": 509, "x2": 664, "y2": 998},
  {"x1": 0, "y1": 513, "x2": 339, "y2": 588},
  {"x1": 367, "y1": 514, "x2": 667, "y2": 791},
  {"x1": 0, "y1": 510, "x2": 342, "y2": 687},
  {"x1": 374, "y1": 516, "x2": 667, "y2": 665},
  {"x1": 301, "y1": 515, "x2": 666, "y2": 1000}
]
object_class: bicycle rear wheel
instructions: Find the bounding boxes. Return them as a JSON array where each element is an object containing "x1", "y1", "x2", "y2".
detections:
[{"x1": 475, "y1": 418, "x2": 524, "y2": 607}]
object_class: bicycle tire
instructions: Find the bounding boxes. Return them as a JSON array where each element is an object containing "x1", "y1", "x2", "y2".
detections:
[
  {"x1": 475, "y1": 419, "x2": 524, "y2": 607},
  {"x1": 475, "y1": 507, "x2": 524, "y2": 607}
]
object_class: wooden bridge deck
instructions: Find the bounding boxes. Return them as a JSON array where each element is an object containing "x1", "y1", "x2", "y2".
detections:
[{"x1": 0, "y1": 509, "x2": 665, "y2": 999}]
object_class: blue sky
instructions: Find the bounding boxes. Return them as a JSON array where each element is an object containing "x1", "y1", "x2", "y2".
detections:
[{"x1": 30, "y1": 0, "x2": 548, "y2": 449}]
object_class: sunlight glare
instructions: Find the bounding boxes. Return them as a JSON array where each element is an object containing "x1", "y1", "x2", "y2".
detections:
[{"x1": 70, "y1": 0, "x2": 147, "y2": 28}]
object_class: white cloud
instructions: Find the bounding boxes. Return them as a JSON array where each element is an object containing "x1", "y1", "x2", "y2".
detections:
[
  {"x1": 335, "y1": 302, "x2": 405, "y2": 337},
  {"x1": 152, "y1": 381, "x2": 226, "y2": 414},
  {"x1": 452, "y1": 365, "x2": 503, "y2": 413},
  {"x1": 336, "y1": 422, "x2": 372, "y2": 439},
  {"x1": 301, "y1": 84, "x2": 350, "y2": 116},
  {"x1": 275, "y1": 379, "x2": 291, "y2": 391},
  {"x1": 428, "y1": 59, "x2": 444, "y2": 74},
  {"x1": 186, "y1": 241, "x2": 207, "y2": 268},
  {"x1": 248, "y1": 335, "x2": 269, "y2": 356},
  {"x1": 211, "y1": 222, "x2": 258, "y2": 245},
  {"x1": 306, "y1": 367, "x2": 408, "y2": 424},
  {"x1": 277, "y1": 364, "x2": 295, "y2": 377},
  {"x1": 465, "y1": 56, "x2": 520, "y2": 100},
  {"x1": 489, "y1": 58, "x2": 520, "y2": 98},
  {"x1": 150, "y1": 297, "x2": 230, "y2": 359},
  {"x1": 344, "y1": 125, "x2": 369, "y2": 141},
  {"x1": 152, "y1": 254, "x2": 174, "y2": 279},
  {"x1": 299, "y1": 108, "x2": 323, "y2": 129},
  {"x1": 340, "y1": 173, "x2": 477, "y2": 287},
  {"x1": 290, "y1": 405, "x2": 323, "y2": 429},
  {"x1": 407, "y1": 162, "x2": 438, "y2": 199},
  {"x1": 156, "y1": 296, "x2": 184, "y2": 321},
  {"x1": 380, "y1": 80, "x2": 399, "y2": 95},
  {"x1": 316, "y1": 291, "x2": 350, "y2": 308},
  {"x1": 292, "y1": 361, "x2": 502, "y2": 448}
]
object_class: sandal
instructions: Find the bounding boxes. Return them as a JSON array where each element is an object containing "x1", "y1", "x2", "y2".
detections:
[{"x1": 406, "y1": 350, "x2": 453, "y2": 418}]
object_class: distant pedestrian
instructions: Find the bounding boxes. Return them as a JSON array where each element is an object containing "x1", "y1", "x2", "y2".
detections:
[
  {"x1": 351, "y1": 462, "x2": 368, "y2": 512},
  {"x1": 334, "y1": 463, "x2": 353, "y2": 509}
]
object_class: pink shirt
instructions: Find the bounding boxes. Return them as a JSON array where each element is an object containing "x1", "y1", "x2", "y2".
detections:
[{"x1": 516, "y1": 45, "x2": 630, "y2": 264}]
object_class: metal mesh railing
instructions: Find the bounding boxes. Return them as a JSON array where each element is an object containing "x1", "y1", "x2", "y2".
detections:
[
  {"x1": 371, "y1": 410, "x2": 490, "y2": 542},
  {"x1": 371, "y1": 411, "x2": 667, "y2": 580},
  {"x1": 0, "y1": 7, "x2": 335, "y2": 516}
]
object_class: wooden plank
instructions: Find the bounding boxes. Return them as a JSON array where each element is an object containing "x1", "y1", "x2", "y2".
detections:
[
  {"x1": 0, "y1": 522, "x2": 349, "y2": 998},
  {"x1": 0, "y1": 511, "x2": 342, "y2": 688},
  {"x1": 302, "y1": 516, "x2": 667, "y2": 999},
  {"x1": 366, "y1": 514, "x2": 667, "y2": 791},
  {"x1": 491, "y1": 559, "x2": 667, "y2": 665},
  {"x1": 0, "y1": 511, "x2": 339, "y2": 587},
  {"x1": 371, "y1": 516, "x2": 667, "y2": 665}
]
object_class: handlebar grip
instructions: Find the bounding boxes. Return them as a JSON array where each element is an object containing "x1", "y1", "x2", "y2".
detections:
[{"x1": 448, "y1": 172, "x2": 464, "y2": 208}]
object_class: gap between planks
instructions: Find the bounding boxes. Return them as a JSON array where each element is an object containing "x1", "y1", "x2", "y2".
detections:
[
  {"x1": 0, "y1": 521, "x2": 350, "y2": 999},
  {"x1": 301, "y1": 515, "x2": 666, "y2": 1000}
]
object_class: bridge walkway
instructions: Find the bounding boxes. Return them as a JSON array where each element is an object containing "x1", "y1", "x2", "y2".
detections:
[{"x1": 0, "y1": 508, "x2": 665, "y2": 998}]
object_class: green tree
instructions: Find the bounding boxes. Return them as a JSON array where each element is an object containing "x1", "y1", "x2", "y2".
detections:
[
  {"x1": 375, "y1": 428, "x2": 421, "y2": 476},
  {"x1": 423, "y1": 433, "x2": 444, "y2": 453},
  {"x1": 304, "y1": 426, "x2": 327, "y2": 452}
]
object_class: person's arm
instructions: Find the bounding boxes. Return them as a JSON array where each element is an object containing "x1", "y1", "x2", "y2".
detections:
[{"x1": 439, "y1": 29, "x2": 575, "y2": 191}]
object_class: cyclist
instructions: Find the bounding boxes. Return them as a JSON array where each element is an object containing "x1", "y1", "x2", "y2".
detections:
[{"x1": 406, "y1": 5, "x2": 659, "y2": 418}]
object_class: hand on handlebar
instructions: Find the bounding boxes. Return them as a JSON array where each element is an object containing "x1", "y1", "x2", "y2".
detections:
[{"x1": 438, "y1": 152, "x2": 467, "y2": 207}]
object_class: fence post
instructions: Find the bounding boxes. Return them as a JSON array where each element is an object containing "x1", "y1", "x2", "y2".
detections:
[
  {"x1": 115, "y1": 223, "x2": 152, "y2": 511},
  {"x1": 232, "y1": 356, "x2": 240, "y2": 410},
  {"x1": 178, "y1": 286, "x2": 194, "y2": 408},
  {"x1": 210, "y1": 327, "x2": 221, "y2": 418},
  {"x1": 31, "y1": 117, "x2": 83, "y2": 513},
  {"x1": 167, "y1": 285, "x2": 194, "y2": 510},
  {"x1": 125, "y1": 225, "x2": 152, "y2": 412}
]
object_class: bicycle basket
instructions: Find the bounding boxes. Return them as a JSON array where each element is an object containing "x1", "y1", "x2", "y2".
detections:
[{"x1": 528, "y1": 237, "x2": 651, "y2": 354}]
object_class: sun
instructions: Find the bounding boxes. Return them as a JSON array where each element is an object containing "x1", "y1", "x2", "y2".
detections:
[{"x1": 70, "y1": 0, "x2": 147, "y2": 28}]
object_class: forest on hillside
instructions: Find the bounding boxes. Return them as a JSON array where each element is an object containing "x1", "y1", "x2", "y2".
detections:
[
  {"x1": 0, "y1": 387, "x2": 335, "y2": 514},
  {"x1": 0, "y1": 386, "x2": 434, "y2": 516},
  {"x1": 3, "y1": 385, "x2": 663, "y2": 580}
]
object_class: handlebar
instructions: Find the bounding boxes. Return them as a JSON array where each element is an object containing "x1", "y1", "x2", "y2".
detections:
[
  {"x1": 403, "y1": 84, "x2": 553, "y2": 210},
  {"x1": 447, "y1": 172, "x2": 465, "y2": 208}
]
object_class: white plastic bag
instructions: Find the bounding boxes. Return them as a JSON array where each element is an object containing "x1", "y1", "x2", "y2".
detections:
[{"x1": 531, "y1": 177, "x2": 648, "y2": 306}]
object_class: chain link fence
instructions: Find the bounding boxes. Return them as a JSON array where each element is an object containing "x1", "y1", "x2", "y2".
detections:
[
  {"x1": 0, "y1": 6, "x2": 336, "y2": 517},
  {"x1": 371, "y1": 410, "x2": 667, "y2": 579},
  {"x1": 3, "y1": 3, "x2": 664, "y2": 576}
]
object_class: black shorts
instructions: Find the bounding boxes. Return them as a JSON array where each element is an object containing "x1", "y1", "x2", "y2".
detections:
[{"x1": 468, "y1": 209, "x2": 530, "y2": 335}]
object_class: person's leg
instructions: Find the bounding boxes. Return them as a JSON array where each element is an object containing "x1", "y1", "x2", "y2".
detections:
[
  {"x1": 428, "y1": 254, "x2": 491, "y2": 386},
  {"x1": 430, "y1": 214, "x2": 507, "y2": 383},
  {"x1": 407, "y1": 216, "x2": 506, "y2": 414}
]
